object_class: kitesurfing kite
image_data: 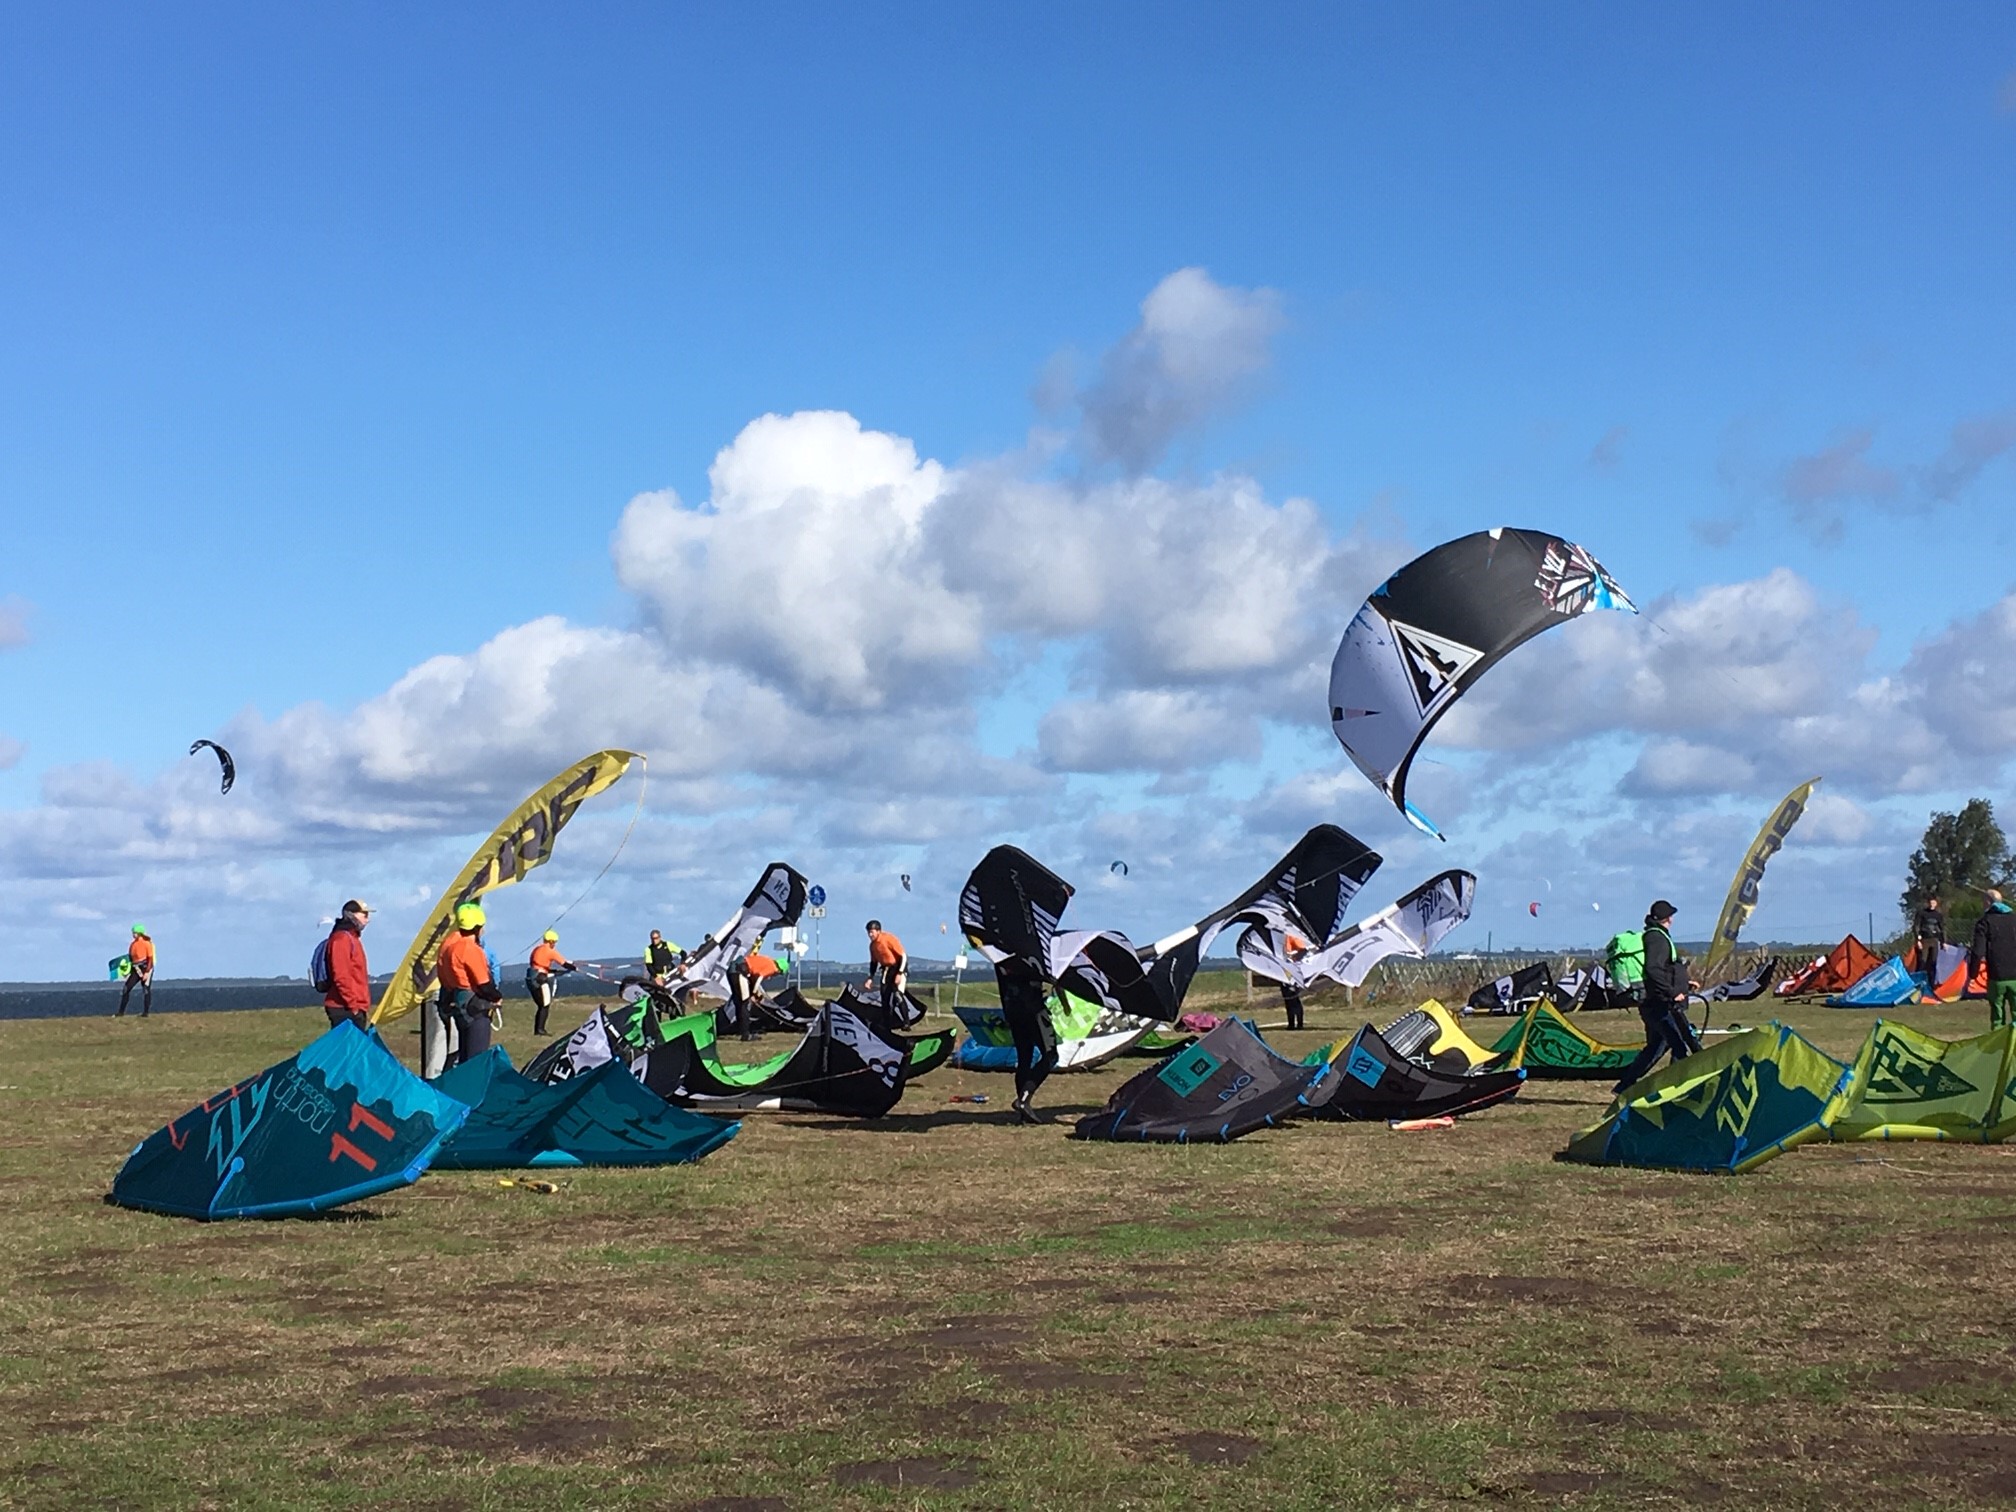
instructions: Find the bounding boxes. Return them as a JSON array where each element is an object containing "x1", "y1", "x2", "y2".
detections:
[
  {"x1": 1528, "y1": 901, "x2": 1541, "y2": 918},
  {"x1": 1702, "y1": 778, "x2": 1820, "y2": 978},
  {"x1": 900, "y1": 873, "x2": 912, "y2": 892},
  {"x1": 1238, "y1": 869, "x2": 1476, "y2": 991},
  {"x1": 658, "y1": 863, "x2": 812, "y2": 1001},
  {"x1": 189, "y1": 739, "x2": 235, "y2": 794},
  {"x1": 373, "y1": 750, "x2": 642, "y2": 1031},
  {"x1": 959, "y1": 827, "x2": 1385, "y2": 1023},
  {"x1": 1328, "y1": 528, "x2": 1635, "y2": 838},
  {"x1": 1110, "y1": 860, "x2": 1129, "y2": 877}
]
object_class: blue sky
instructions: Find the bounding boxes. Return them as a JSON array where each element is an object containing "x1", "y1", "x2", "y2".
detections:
[{"x1": 3, "y1": 4, "x2": 2013, "y2": 977}]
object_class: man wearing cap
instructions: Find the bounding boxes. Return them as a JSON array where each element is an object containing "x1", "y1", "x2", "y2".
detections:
[
  {"x1": 525, "y1": 930, "x2": 576, "y2": 1037},
  {"x1": 1968, "y1": 890, "x2": 2016, "y2": 1030},
  {"x1": 438, "y1": 902, "x2": 505, "y2": 1067},
  {"x1": 323, "y1": 901, "x2": 374, "y2": 1030},
  {"x1": 116, "y1": 925, "x2": 155, "y2": 1018},
  {"x1": 1611, "y1": 899, "x2": 1702, "y2": 1094}
]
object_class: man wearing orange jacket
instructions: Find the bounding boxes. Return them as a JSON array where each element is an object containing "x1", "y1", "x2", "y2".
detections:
[
  {"x1": 438, "y1": 902, "x2": 504, "y2": 1067},
  {"x1": 116, "y1": 925, "x2": 155, "y2": 1018},
  {"x1": 865, "y1": 919, "x2": 906, "y2": 1022},
  {"x1": 525, "y1": 930, "x2": 575, "y2": 1037}
]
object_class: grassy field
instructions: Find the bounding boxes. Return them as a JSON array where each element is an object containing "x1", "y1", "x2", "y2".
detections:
[{"x1": 4, "y1": 983, "x2": 2016, "y2": 1510}]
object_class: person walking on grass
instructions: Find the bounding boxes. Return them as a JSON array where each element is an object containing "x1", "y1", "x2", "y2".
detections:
[
  {"x1": 321, "y1": 901, "x2": 373, "y2": 1030},
  {"x1": 1969, "y1": 890, "x2": 2016, "y2": 1030},
  {"x1": 437, "y1": 902, "x2": 504, "y2": 1067},
  {"x1": 1611, "y1": 900, "x2": 1701, "y2": 1095},
  {"x1": 991, "y1": 953, "x2": 1059, "y2": 1124},
  {"x1": 116, "y1": 925, "x2": 155, "y2": 1018}
]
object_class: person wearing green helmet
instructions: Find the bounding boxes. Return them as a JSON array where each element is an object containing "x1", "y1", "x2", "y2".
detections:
[
  {"x1": 116, "y1": 925, "x2": 156, "y2": 1018},
  {"x1": 437, "y1": 901, "x2": 503, "y2": 1066}
]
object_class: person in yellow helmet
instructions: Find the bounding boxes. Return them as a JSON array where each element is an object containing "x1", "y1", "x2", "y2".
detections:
[
  {"x1": 525, "y1": 929, "x2": 577, "y2": 1037},
  {"x1": 437, "y1": 902, "x2": 504, "y2": 1066},
  {"x1": 116, "y1": 925, "x2": 156, "y2": 1018}
]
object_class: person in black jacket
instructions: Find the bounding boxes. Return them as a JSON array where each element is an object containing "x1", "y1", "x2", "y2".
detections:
[
  {"x1": 1914, "y1": 896, "x2": 1946, "y2": 985},
  {"x1": 1968, "y1": 891, "x2": 2016, "y2": 1029},
  {"x1": 994, "y1": 954, "x2": 1059, "y2": 1124},
  {"x1": 1611, "y1": 900, "x2": 1702, "y2": 1094}
]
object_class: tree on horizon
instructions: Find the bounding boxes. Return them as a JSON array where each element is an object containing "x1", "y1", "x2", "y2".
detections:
[{"x1": 1900, "y1": 799, "x2": 2014, "y2": 940}]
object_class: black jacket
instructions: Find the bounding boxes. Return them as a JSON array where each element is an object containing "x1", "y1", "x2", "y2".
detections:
[
  {"x1": 1915, "y1": 905, "x2": 1945, "y2": 944},
  {"x1": 1970, "y1": 907, "x2": 2016, "y2": 984},
  {"x1": 1642, "y1": 922, "x2": 1688, "y2": 1002}
]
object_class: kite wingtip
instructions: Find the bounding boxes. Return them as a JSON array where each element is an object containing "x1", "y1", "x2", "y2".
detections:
[{"x1": 1401, "y1": 802, "x2": 1446, "y2": 842}]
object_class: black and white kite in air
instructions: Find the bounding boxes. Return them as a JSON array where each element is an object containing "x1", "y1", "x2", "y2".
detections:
[
  {"x1": 1329, "y1": 528, "x2": 1634, "y2": 838},
  {"x1": 959, "y1": 826, "x2": 1395, "y2": 1023},
  {"x1": 661, "y1": 862, "x2": 809, "y2": 999},
  {"x1": 900, "y1": 874, "x2": 912, "y2": 892},
  {"x1": 1238, "y1": 869, "x2": 1477, "y2": 992},
  {"x1": 189, "y1": 739, "x2": 235, "y2": 794}
]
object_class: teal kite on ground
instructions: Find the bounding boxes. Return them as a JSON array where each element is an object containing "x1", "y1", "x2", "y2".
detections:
[
  {"x1": 110, "y1": 1022, "x2": 469, "y2": 1219},
  {"x1": 1562, "y1": 1023, "x2": 1856, "y2": 1173},
  {"x1": 430, "y1": 1049, "x2": 740, "y2": 1169}
]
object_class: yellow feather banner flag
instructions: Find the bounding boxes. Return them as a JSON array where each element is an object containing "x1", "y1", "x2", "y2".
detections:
[
  {"x1": 1703, "y1": 777, "x2": 1820, "y2": 979},
  {"x1": 371, "y1": 750, "x2": 640, "y2": 1026}
]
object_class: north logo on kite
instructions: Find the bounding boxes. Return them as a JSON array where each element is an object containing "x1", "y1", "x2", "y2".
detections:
[
  {"x1": 1388, "y1": 621, "x2": 1483, "y2": 714},
  {"x1": 1865, "y1": 1038, "x2": 1978, "y2": 1104}
]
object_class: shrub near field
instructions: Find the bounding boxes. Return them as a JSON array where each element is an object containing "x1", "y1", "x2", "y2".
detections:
[{"x1": 5, "y1": 990, "x2": 2016, "y2": 1509}]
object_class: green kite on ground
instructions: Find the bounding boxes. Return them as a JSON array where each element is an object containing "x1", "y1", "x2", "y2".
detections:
[
  {"x1": 1487, "y1": 1002, "x2": 1643, "y2": 1080},
  {"x1": 1831, "y1": 1021, "x2": 2016, "y2": 1143},
  {"x1": 1562, "y1": 1023, "x2": 1856, "y2": 1173}
]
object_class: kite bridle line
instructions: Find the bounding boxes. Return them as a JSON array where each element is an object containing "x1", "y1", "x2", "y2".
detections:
[{"x1": 511, "y1": 754, "x2": 650, "y2": 964}]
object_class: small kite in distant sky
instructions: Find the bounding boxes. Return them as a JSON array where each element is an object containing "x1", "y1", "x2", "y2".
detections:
[
  {"x1": 1110, "y1": 860, "x2": 1129, "y2": 877},
  {"x1": 900, "y1": 873, "x2": 912, "y2": 892},
  {"x1": 189, "y1": 739, "x2": 235, "y2": 794}
]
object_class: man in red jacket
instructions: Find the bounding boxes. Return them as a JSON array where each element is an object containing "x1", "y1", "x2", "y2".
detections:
[{"x1": 323, "y1": 900, "x2": 374, "y2": 1030}]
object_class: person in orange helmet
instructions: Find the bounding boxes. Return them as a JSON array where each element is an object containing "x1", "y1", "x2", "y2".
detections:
[
  {"x1": 116, "y1": 925, "x2": 156, "y2": 1018},
  {"x1": 437, "y1": 902, "x2": 504, "y2": 1066},
  {"x1": 525, "y1": 930, "x2": 576, "y2": 1037}
]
